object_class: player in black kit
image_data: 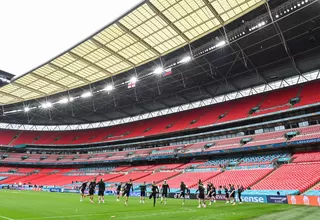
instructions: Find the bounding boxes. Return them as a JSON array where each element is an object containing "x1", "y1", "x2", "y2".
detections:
[
  {"x1": 229, "y1": 184, "x2": 236, "y2": 205},
  {"x1": 79, "y1": 181, "x2": 87, "y2": 202},
  {"x1": 139, "y1": 182, "x2": 147, "y2": 204},
  {"x1": 149, "y1": 181, "x2": 159, "y2": 207},
  {"x1": 123, "y1": 179, "x2": 134, "y2": 206},
  {"x1": 206, "y1": 182, "x2": 212, "y2": 205},
  {"x1": 88, "y1": 178, "x2": 97, "y2": 203},
  {"x1": 196, "y1": 180, "x2": 206, "y2": 208},
  {"x1": 206, "y1": 182, "x2": 216, "y2": 205},
  {"x1": 237, "y1": 185, "x2": 244, "y2": 204},
  {"x1": 224, "y1": 185, "x2": 230, "y2": 204},
  {"x1": 98, "y1": 179, "x2": 105, "y2": 204},
  {"x1": 116, "y1": 182, "x2": 122, "y2": 201},
  {"x1": 180, "y1": 181, "x2": 189, "y2": 205},
  {"x1": 160, "y1": 180, "x2": 170, "y2": 205},
  {"x1": 211, "y1": 184, "x2": 217, "y2": 203}
]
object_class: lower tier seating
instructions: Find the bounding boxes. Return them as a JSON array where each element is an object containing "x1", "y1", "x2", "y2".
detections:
[
  {"x1": 292, "y1": 152, "x2": 320, "y2": 163},
  {"x1": 135, "y1": 171, "x2": 181, "y2": 184},
  {"x1": 252, "y1": 162, "x2": 320, "y2": 193},
  {"x1": 107, "y1": 172, "x2": 152, "y2": 183},
  {"x1": 164, "y1": 171, "x2": 221, "y2": 189},
  {"x1": 205, "y1": 169, "x2": 273, "y2": 189}
]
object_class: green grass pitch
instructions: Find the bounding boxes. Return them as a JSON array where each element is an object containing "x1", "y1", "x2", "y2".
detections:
[{"x1": 0, "y1": 190, "x2": 319, "y2": 220}]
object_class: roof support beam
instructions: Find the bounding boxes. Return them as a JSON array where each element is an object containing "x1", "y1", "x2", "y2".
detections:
[
  {"x1": 11, "y1": 82, "x2": 47, "y2": 96},
  {"x1": 116, "y1": 22, "x2": 161, "y2": 56},
  {"x1": 68, "y1": 51, "x2": 112, "y2": 76},
  {"x1": 265, "y1": 2, "x2": 301, "y2": 75},
  {"x1": 48, "y1": 63, "x2": 91, "y2": 83},
  {"x1": 146, "y1": 1, "x2": 190, "y2": 43},
  {"x1": 202, "y1": 0, "x2": 224, "y2": 25},
  {"x1": 29, "y1": 73, "x2": 69, "y2": 90},
  {"x1": 90, "y1": 38, "x2": 135, "y2": 67}
]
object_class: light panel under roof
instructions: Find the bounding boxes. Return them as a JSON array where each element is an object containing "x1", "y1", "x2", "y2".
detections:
[{"x1": 0, "y1": 0, "x2": 265, "y2": 105}]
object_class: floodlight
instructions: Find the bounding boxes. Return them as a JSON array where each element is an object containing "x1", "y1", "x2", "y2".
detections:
[
  {"x1": 154, "y1": 67, "x2": 164, "y2": 74},
  {"x1": 180, "y1": 56, "x2": 192, "y2": 63},
  {"x1": 216, "y1": 40, "x2": 226, "y2": 47},
  {"x1": 130, "y1": 76, "x2": 138, "y2": 83},
  {"x1": 81, "y1": 91, "x2": 92, "y2": 98},
  {"x1": 41, "y1": 102, "x2": 52, "y2": 109},
  {"x1": 24, "y1": 107, "x2": 30, "y2": 112},
  {"x1": 105, "y1": 84, "x2": 114, "y2": 92},
  {"x1": 58, "y1": 97, "x2": 69, "y2": 104}
]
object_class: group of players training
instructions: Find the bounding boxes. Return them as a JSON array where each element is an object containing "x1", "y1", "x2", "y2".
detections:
[{"x1": 79, "y1": 178, "x2": 244, "y2": 208}]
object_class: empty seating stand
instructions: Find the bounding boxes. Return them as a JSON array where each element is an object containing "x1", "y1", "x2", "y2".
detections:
[
  {"x1": 1, "y1": 81, "x2": 320, "y2": 146},
  {"x1": 164, "y1": 171, "x2": 221, "y2": 189},
  {"x1": 252, "y1": 86, "x2": 300, "y2": 116},
  {"x1": 252, "y1": 162, "x2": 320, "y2": 192},
  {"x1": 108, "y1": 172, "x2": 152, "y2": 183},
  {"x1": 291, "y1": 152, "x2": 320, "y2": 163},
  {"x1": 135, "y1": 171, "x2": 181, "y2": 184},
  {"x1": 205, "y1": 168, "x2": 273, "y2": 189}
]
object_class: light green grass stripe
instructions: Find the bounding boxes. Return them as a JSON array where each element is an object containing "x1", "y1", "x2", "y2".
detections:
[{"x1": 250, "y1": 206, "x2": 320, "y2": 220}]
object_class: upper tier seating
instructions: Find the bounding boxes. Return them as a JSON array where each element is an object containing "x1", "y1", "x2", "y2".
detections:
[
  {"x1": 295, "y1": 81, "x2": 320, "y2": 107},
  {"x1": 252, "y1": 162, "x2": 320, "y2": 192},
  {"x1": 1, "y1": 122, "x2": 319, "y2": 166},
  {"x1": 0, "y1": 130, "x2": 19, "y2": 145},
  {"x1": 252, "y1": 87, "x2": 300, "y2": 116},
  {"x1": 1, "y1": 80, "x2": 320, "y2": 146}
]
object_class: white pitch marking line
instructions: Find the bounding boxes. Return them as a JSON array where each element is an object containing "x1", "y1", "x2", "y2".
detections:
[{"x1": 0, "y1": 215, "x2": 14, "y2": 220}]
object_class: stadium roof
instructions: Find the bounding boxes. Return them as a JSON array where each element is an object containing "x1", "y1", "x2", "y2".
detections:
[{"x1": 0, "y1": 0, "x2": 265, "y2": 105}]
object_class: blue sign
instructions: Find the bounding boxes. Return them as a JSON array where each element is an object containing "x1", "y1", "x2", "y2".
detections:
[
  {"x1": 49, "y1": 188, "x2": 63, "y2": 192},
  {"x1": 267, "y1": 196, "x2": 288, "y2": 204}
]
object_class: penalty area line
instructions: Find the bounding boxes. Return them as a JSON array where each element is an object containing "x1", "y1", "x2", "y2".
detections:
[{"x1": 0, "y1": 215, "x2": 14, "y2": 220}]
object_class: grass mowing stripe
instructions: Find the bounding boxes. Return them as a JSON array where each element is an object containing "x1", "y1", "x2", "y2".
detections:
[
  {"x1": 0, "y1": 216, "x2": 14, "y2": 220},
  {"x1": 250, "y1": 206, "x2": 320, "y2": 220},
  {"x1": 18, "y1": 210, "x2": 196, "y2": 220}
]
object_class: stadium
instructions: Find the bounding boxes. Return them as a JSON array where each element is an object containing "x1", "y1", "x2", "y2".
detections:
[{"x1": 1, "y1": 0, "x2": 320, "y2": 219}]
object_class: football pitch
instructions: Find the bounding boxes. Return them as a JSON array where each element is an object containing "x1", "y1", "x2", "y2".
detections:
[{"x1": 0, "y1": 190, "x2": 319, "y2": 220}]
